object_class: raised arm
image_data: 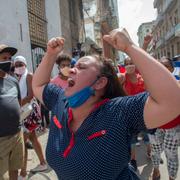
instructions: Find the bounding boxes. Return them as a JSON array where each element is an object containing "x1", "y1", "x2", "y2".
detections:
[
  {"x1": 32, "y1": 37, "x2": 64, "y2": 104},
  {"x1": 142, "y1": 34, "x2": 153, "y2": 51},
  {"x1": 103, "y1": 28, "x2": 180, "y2": 128}
]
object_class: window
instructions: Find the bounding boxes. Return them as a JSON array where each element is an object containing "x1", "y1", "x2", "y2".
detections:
[
  {"x1": 174, "y1": 10, "x2": 178, "y2": 25},
  {"x1": 177, "y1": 42, "x2": 180, "y2": 54},
  {"x1": 164, "y1": 49, "x2": 166, "y2": 56},
  {"x1": 171, "y1": 45, "x2": 174, "y2": 57},
  {"x1": 69, "y1": 0, "x2": 76, "y2": 22},
  {"x1": 27, "y1": 0, "x2": 47, "y2": 47},
  {"x1": 170, "y1": 16, "x2": 174, "y2": 27}
]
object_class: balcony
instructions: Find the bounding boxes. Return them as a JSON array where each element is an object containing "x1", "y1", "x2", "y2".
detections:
[
  {"x1": 163, "y1": 0, "x2": 177, "y2": 13},
  {"x1": 156, "y1": 38, "x2": 164, "y2": 49},
  {"x1": 165, "y1": 27, "x2": 175, "y2": 41},
  {"x1": 154, "y1": 12, "x2": 164, "y2": 27},
  {"x1": 175, "y1": 23, "x2": 180, "y2": 37}
]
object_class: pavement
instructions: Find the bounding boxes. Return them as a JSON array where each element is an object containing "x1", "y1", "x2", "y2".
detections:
[{"x1": 26, "y1": 130, "x2": 180, "y2": 180}]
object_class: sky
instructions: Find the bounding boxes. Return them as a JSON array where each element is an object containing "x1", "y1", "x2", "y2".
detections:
[{"x1": 117, "y1": 0, "x2": 157, "y2": 45}]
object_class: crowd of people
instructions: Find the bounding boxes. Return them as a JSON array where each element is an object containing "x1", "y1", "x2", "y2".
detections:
[{"x1": 0, "y1": 27, "x2": 180, "y2": 180}]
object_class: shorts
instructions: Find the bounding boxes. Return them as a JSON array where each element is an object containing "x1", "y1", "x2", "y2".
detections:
[{"x1": 0, "y1": 131, "x2": 24, "y2": 179}]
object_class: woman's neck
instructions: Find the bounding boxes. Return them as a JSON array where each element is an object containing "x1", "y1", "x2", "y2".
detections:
[{"x1": 70, "y1": 97, "x2": 101, "y2": 132}]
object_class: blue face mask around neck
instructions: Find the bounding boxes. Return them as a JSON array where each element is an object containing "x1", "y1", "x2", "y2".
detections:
[
  {"x1": 66, "y1": 78, "x2": 99, "y2": 108},
  {"x1": 66, "y1": 86, "x2": 95, "y2": 108}
]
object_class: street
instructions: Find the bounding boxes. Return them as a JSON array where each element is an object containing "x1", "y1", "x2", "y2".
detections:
[{"x1": 25, "y1": 130, "x2": 180, "y2": 180}]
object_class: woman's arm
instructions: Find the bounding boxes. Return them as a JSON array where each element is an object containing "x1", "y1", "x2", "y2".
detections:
[
  {"x1": 103, "y1": 28, "x2": 180, "y2": 128},
  {"x1": 21, "y1": 73, "x2": 33, "y2": 106},
  {"x1": 32, "y1": 37, "x2": 64, "y2": 104}
]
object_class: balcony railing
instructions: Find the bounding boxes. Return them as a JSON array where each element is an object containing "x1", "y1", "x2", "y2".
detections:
[
  {"x1": 165, "y1": 27, "x2": 175, "y2": 41},
  {"x1": 175, "y1": 23, "x2": 180, "y2": 37}
]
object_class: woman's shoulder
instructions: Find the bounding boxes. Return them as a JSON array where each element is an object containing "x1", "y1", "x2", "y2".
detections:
[{"x1": 109, "y1": 92, "x2": 148, "y2": 109}]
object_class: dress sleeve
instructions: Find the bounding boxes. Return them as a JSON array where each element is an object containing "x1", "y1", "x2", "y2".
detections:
[
  {"x1": 42, "y1": 83, "x2": 64, "y2": 110},
  {"x1": 123, "y1": 92, "x2": 149, "y2": 133}
]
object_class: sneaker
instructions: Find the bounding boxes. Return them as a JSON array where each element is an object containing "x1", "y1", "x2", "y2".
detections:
[
  {"x1": 30, "y1": 164, "x2": 48, "y2": 173},
  {"x1": 18, "y1": 175, "x2": 27, "y2": 180},
  {"x1": 130, "y1": 159, "x2": 138, "y2": 171}
]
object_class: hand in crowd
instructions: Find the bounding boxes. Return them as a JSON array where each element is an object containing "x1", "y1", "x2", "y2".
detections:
[
  {"x1": 143, "y1": 34, "x2": 153, "y2": 50},
  {"x1": 47, "y1": 37, "x2": 65, "y2": 56},
  {"x1": 103, "y1": 28, "x2": 134, "y2": 53},
  {"x1": 144, "y1": 34, "x2": 153, "y2": 45}
]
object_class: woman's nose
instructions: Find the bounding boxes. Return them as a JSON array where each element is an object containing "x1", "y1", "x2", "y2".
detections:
[{"x1": 69, "y1": 67, "x2": 76, "y2": 74}]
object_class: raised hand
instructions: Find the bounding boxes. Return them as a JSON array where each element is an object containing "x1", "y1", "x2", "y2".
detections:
[
  {"x1": 142, "y1": 34, "x2": 153, "y2": 51},
  {"x1": 47, "y1": 37, "x2": 65, "y2": 56},
  {"x1": 103, "y1": 28, "x2": 134, "y2": 53},
  {"x1": 143, "y1": 34, "x2": 153, "y2": 46}
]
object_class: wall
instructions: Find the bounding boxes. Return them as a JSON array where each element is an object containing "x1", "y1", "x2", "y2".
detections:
[
  {"x1": 45, "y1": 0, "x2": 62, "y2": 76},
  {"x1": 0, "y1": 0, "x2": 33, "y2": 71}
]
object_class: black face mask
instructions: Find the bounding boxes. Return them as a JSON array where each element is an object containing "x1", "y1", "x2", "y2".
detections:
[{"x1": 0, "y1": 61, "x2": 12, "y2": 73}]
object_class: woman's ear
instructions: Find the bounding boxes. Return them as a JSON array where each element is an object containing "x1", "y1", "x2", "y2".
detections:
[{"x1": 94, "y1": 76, "x2": 108, "y2": 90}]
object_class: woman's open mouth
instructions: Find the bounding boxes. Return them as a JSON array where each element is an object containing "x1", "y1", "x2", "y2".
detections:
[{"x1": 68, "y1": 78, "x2": 75, "y2": 87}]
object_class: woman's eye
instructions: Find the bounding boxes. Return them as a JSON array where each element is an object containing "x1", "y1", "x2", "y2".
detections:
[{"x1": 77, "y1": 65, "x2": 85, "y2": 69}]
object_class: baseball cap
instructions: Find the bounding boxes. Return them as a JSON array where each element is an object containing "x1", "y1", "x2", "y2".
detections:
[{"x1": 0, "y1": 44, "x2": 17, "y2": 56}]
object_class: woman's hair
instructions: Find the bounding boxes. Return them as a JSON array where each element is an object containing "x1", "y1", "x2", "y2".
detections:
[
  {"x1": 160, "y1": 56, "x2": 173, "y2": 68},
  {"x1": 92, "y1": 55, "x2": 126, "y2": 99},
  {"x1": 56, "y1": 53, "x2": 71, "y2": 65}
]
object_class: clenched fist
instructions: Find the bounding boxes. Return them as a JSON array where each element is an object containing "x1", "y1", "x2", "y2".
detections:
[
  {"x1": 103, "y1": 28, "x2": 134, "y2": 53},
  {"x1": 47, "y1": 37, "x2": 65, "y2": 56}
]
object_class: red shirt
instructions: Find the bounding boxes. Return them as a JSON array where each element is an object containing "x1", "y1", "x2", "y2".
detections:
[
  {"x1": 160, "y1": 115, "x2": 180, "y2": 129},
  {"x1": 123, "y1": 73, "x2": 145, "y2": 95}
]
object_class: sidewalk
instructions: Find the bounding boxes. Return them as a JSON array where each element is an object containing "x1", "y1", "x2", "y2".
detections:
[{"x1": 26, "y1": 130, "x2": 180, "y2": 180}]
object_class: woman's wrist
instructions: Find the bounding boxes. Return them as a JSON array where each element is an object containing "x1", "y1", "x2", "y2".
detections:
[
  {"x1": 125, "y1": 43, "x2": 137, "y2": 55},
  {"x1": 43, "y1": 52, "x2": 58, "y2": 63}
]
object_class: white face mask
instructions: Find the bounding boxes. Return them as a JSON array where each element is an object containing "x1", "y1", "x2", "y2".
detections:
[
  {"x1": 14, "y1": 66, "x2": 26, "y2": 75},
  {"x1": 60, "y1": 66, "x2": 70, "y2": 77},
  {"x1": 125, "y1": 65, "x2": 136, "y2": 74}
]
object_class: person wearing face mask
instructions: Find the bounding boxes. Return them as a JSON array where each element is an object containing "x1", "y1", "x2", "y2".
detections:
[
  {"x1": 123, "y1": 57, "x2": 145, "y2": 95},
  {"x1": 0, "y1": 45, "x2": 24, "y2": 180},
  {"x1": 51, "y1": 53, "x2": 71, "y2": 88},
  {"x1": 14, "y1": 56, "x2": 48, "y2": 179}
]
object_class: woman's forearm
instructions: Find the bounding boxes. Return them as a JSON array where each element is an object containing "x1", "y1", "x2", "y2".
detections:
[
  {"x1": 32, "y1": 37, "x2": 64, "y2": 103},
  {"x1": 32, "y1": 53, "x2": 57, "y2": 103},
  {"x1": 33, "y1": 53, "x2": 57, "y2": 87}
]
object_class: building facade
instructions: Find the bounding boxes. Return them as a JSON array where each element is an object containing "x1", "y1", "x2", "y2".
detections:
[
  {"x1": 59, "y1": 0, "x2": 84, "y2": 54},
  {"x1": 0, "y1": 0, "x2": 83, "y2": 75},
  {"x1": 82, "y1": 0, "x2": 103, "y2": 55},
  {"x1": 98, "y1": 0, "x2": 119, "y2": 60},
  {"x1": 82, "y1": 0, "x2": 119, "y2": 59},
  {"x1": 153, "y1": 0, "x2": 180, "y2": 59},
  {"x1": 0, "y1": 0, "x2": 33, "y2": 71}
]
